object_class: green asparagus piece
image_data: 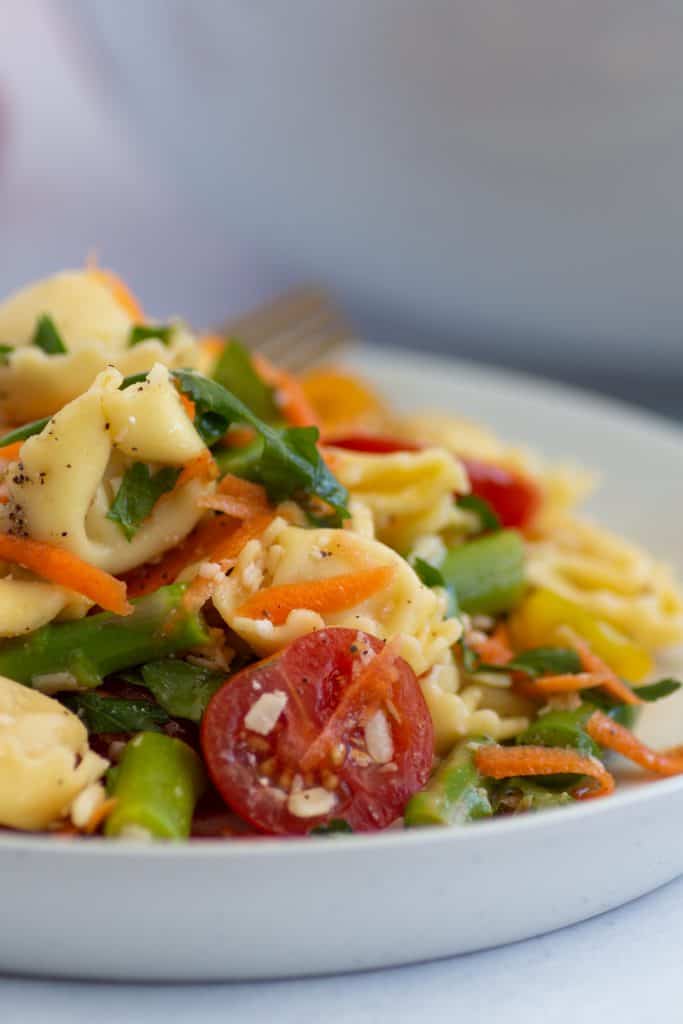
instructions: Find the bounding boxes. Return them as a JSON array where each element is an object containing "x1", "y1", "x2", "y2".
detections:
[
  {"x1": 0, "y1": 584, "x2": 210, "y2": 689},
  {"x1": 105, "y1": 732, "x2": 206, "y2": 840},
  {"x1": 516, "y1": 706, "x2": 600, "y2": 758},
  {"x1": 440, "y1": 529, "x2": 526, "y2": 616},
  {"x1": 404, "y1": 741, "x2": 493, "y2": 827},
  {"x1": 492, "y1": 778, "x2": 574, "y2": 814}
]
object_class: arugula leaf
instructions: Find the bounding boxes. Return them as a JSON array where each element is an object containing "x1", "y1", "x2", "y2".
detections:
[
  {"x1": 62, "y1": 692, "x2": 169, "y2": 733},
  {"x1": 585, "y1": 677, "x2": 681, "y2": 709},
  {"x1": 0, "y1": 416, "x2": 51, "y2": 448},
  {"x1": 107, "y1": 462, "x2": 181, "y2": 541},
  {"x1": 477, "y1": 646, "x2": 581, "y2": 678},
  {"x1": 458, "y1": 635, "x2": 480, "y2": 674},
  {"x1": 457, "y1": 494, "x2": 501, "y2": 532},
  {"x1": 0, "y1": 344, "x2": 14, "y2": 365},
  {"x1": 173, "y1": 370, "x2": 349, "y2": 524},
  {"x1": 128, "y1": 324, "x2": 173, "y2": 347},
  {"x1": 211, "y1": 338, "x2": 279, "y2": 421},
  {"x1": 32, "y1": 314, "x2": 67, "y2": 354},
  {"x1": 411, "y1": 557, "x2": 458, "y2": 616},
  {"x1": 310, "y1": 819, "x2": 353, "y2": 836},
  {"x1": 140, "y1": 659, "x2": 224, "y2": 722}
]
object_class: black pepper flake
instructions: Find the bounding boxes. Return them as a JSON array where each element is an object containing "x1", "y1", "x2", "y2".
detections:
[
  {"x1": 61, "y1": 531, "x2": 68, "y2": 537},
  {"x1": 66, "y1": 463, "x2": 72, "y2": 468},
  {"x1": 104, "y1": 422, "x2": 110, "y2": 431},
  {"x1": 349, "y1": 644, "x2": 358, "y2": 654}
]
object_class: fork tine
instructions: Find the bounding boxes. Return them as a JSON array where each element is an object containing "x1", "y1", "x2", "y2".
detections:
[{"x1": 220, "y1": 286, "x2": 354, "y2": 373}]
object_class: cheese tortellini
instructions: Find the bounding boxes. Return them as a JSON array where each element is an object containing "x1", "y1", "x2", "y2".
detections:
[
  {"x1": 327, "y1": 445, "x2": 469, "y2": 551},
  {"x1": 4, "y1": 364, "x2": 214, "y2": 574},
  {"x1": 0, "y1": 675, "x2": 108, "y2": 830},
  {"x1": 213, "y1": 517, "x2": 461, "y2": 678},
  {"x1": 0, "y1": 271, "x2": 199, "y2": 421}
]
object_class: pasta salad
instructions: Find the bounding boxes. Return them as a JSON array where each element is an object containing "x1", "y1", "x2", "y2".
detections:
[{"x1": 0, "y1": 268, "x2": 681, "y2": 840}]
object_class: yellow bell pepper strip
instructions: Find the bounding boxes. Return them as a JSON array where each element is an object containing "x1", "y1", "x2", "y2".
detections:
[{"x1": 508, "y1": 588, "x2": 653, "y2": 683}]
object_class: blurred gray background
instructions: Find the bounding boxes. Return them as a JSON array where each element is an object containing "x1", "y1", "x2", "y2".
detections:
[{"x1": 2, "y1": 2, "x2": 682, "y2": 418}]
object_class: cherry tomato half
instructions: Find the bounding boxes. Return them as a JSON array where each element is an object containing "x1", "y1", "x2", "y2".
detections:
[
  {"x1": 461, "y1": 458, "x2": 541, "y2": 529},
  {"x1": 201, "y1": 628, "x2": 434, "y2": 834}
]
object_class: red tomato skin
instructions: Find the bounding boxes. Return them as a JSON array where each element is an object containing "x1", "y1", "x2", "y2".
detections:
[
  {"x1": 461, "y1": 458, "x2": 541, "y2": 529},
  {"x1": 200, "y1": 628, "x2": 434, "y2": 835},
  {"x1": 325, "y1": 435, "x2": 421, "y2": 454}
]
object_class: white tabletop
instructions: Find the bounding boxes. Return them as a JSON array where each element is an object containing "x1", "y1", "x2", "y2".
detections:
[{"x1": 2, "y1": 874, "x2": 681, "y2": 1023}]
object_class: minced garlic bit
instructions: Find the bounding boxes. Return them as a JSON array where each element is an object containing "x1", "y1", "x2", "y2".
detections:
[
  {"x1": 287, "y1": 787, "x2": 337, "y2": 819},
  {"x1": 364, "y1": 709, "x2": 394, "y2": 764},
  {"x1": 244, "y1": 690, "x2": 288, "y2": 736}
]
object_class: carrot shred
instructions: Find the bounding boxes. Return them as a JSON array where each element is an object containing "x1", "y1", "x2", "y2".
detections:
[
  {"x1": 474, "y1": 744, "x2": 614, "y2": 799},
  {"x1": 0, "y1": 534, "x2": 131, "y2": 615},
  {"x1": 179, "y1": 392, "x2": 196, "y2": 421},
  {"x1": 532, "y1": 672, "x2": 610, "y2": 695},
  {"x1": 469, "y1": 623, "x2": 513, "y2": 666},
  {"x1": 0, "y1": 441, "x2": 23, "y2": 462},
  {"x1": 83, "y1": 797, "x2": 118, "y2": 835},
  {"x1": 568, "y1": 635, "x2": 642, "y2": 706},
  {"x1": 123, "y1": 510, "x2": 275, "y2": 600},
  {"x1": 301, "y1": 643, "x2": 400, "y2": 772},
  {"x1": 217, "y1": 473, "x2": 269, "y2": 508},
  {"x1": 174, "y1": 450, "x2": 218, "y2": 491},
  {"x1": 199, "y1": 333, "x2": 226, "y2": 364},
  {"x1": 587, "y1": 711, "x2": 683, "y2": 777},
  {"x1": 235, "y1": 565, "x2": 396, "y2": 626},
  {"x1": 252, "y1": 353, "x2": 320, "y2": 428},
  {"x1": 88, "y1": 267, "x2": 144, "y2": 322}
]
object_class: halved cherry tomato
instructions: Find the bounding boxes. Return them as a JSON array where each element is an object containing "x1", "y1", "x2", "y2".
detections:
[
  {"x1": 325, "y1": 435, "x2": 421, "y2": 454},
  {"x1": 200, "y1": 628, "x2": 434, "y2": 834},
  {"x1": 461, "y1": 458, "x2": 541, "y2": 529}
]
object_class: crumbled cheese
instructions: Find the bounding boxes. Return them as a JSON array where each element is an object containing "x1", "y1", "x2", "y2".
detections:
[
  {"x1": 241, "y1": 560, "x2": 262, "y2": 591},
  {"x1": 70, "y1": 782, "x2": 106, "y2": 830},
  {"x1": 117, "y1": 824, "x2": 153, "y2": 841},
  {"x1": 244, "y1": 690, "x2": 288, "y2": 736},
  {"x1": 287, "y1": 787, "x2": 337, "y2": 818},
  {"x1": 198, "y1": 561, "x2": 223, "y2": 580},
  {"x1": 364, "y1": 710, "x2": 394, "y2": 764}
]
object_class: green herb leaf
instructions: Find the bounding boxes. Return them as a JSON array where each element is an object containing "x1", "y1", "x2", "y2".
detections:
[
  {"x1": 0, "y1": 344, "x2": 14, "y2": 365},
  {"x1": 128, "y1": 324, "x2": 173, "y2": 347},
  {"x1": 107, "y1": 463, "x2": 181, "y2": 541},
  {"x1": 211, "y1": 338, "x2": 279, "y2": 421},
  {"x1": 32, "y1": 314, "x2": 67, "y2": 354},
  {"x1": 173, "y1": 370, "x2": 349, "y2": 524},
  {"x1": 507, "y1": 646, "x2": 581, "y2": 678},
  {"x1": 310, "y1": 819, "x2": 353, "y2": 836},
  {"x1": 140, "y1": 659, "x2": 224, "y2": 722},
  {"x1": 459, "y1": 636, "x2": 480, "y2": 674},
  {"x1": 411, "y1": 557, "x2": 458, "y2": 616},
  {"x1": 457, "y1": 494, "x2": 501, "y2": 532},
  {"x1": 62, "y1": 692, "x2": 169, "y2": 733},
  {"x1": 0, "y1": 416, "x2": 51, "y2": 448}
]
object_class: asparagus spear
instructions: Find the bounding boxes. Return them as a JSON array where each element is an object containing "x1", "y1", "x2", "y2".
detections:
[
  {"x1": 404, "y1": 741, "x2": 493, "y2": 827},
  {"x1": 105, "y1": 732, "x2": 206, "y2": 840},
  {"x1": 0, "y1": 584, "x2": 209, "y2": 689},
  {"x1": 440, "y1": 529, "x2": 526, "y2": 616}
]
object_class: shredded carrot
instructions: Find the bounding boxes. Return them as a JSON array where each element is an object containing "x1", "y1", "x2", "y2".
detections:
[
  {"x1": 123, "y1": 511, "x2": 275, "y2": 600},
  {"x1": 0, "y1": 534, "x2": 131, "y2": 615},
  {"x1": 235, "y1": 565, "x2": 395, "y2": 626},
  {"x1": 88, "y1": 266, "x2": 144, "y2": 322},
  {"x1": 300, "y1": 366, "x2": 387, "y2": 437},
  {"x1": 179, "y1": 392, "x2": 196, "y2": 421},
  {"x1": 252, "y1": 353, "x2": 320, "y2": 428},
  {"x1": 568, "y1": 635, "x2": 642, "y2": 706},
  {"x1": 532, "y1": 672, "x2": 611, "y2": 696},
  {"x1": 0, "y1": 441, "x2": 23, "y2": 462},
  {"x1": 301, "y1": 643, "x2": 400, "y2": 772},
  {"x1": 220, "y1": 426, "x2": 256, "y2": 449},
  {"x1": 174, "y1": 450, "x2": 218, "y2": 491},
  {"x1": 469, "y1": 623, "x2": 513, "y2": 666},
  {"x1": 475, "y1": 744, "x2": 614, "y2": 799},
  {"x1": 83, "y1": 797, "x2": 118, "y2": 835},
  {"x1": 199, "y1": 494, "x2": 256, "y2": 519},
  {"x1": 199, "y1": 333, "x2": 226, "y2": 364},
  {"x1": 587, "y1": 711, "x2": 683, "y2": 777},
  {"x1": 217, "y1": 473, "x2": 269, "y2": 507}
]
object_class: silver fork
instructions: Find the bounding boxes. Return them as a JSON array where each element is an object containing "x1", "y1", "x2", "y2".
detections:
[{"x1": 220, "y1": 287, "x2": 355, "y2": 373}]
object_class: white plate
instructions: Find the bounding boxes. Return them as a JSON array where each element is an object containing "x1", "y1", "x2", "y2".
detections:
[{"x1": 1, "y1": 348, "x2": 682, "y2": 981}]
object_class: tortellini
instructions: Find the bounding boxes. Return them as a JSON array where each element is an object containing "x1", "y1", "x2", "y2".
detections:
[
  {"x1": 0, "y1": 675, "x2": 108, "y2": 830},
  {"x1": 0, "y1": 575, "x2": 89, "y2": 638},
  {"x1": 4, "y1": 364, "x2": 213, "y2": 575},
  {"x1": 212, "y1": 517, "x2": 461, "y2": 678},
  {"x1": 326, "y1": 445, "x2": 469, "y2": 551},
  {"x1": 0, "y1": 271, "x2": 199, "y2": 421}
]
